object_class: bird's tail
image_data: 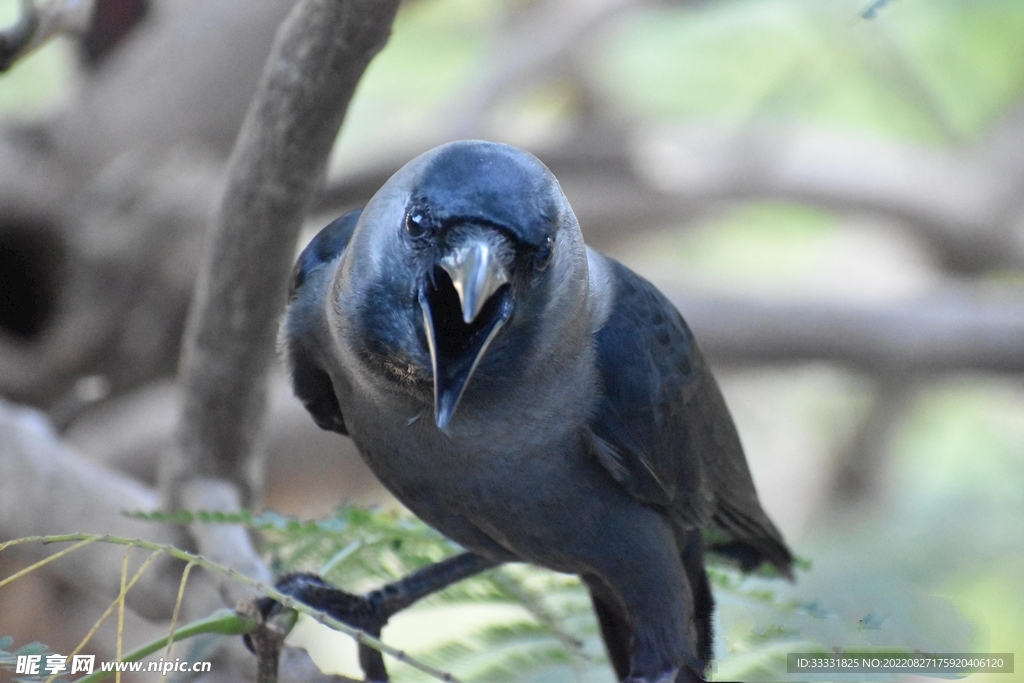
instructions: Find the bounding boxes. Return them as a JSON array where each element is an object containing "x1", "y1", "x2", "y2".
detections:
[{"x1": 707, "y1": 502, "x2": 795, "y2": 579}]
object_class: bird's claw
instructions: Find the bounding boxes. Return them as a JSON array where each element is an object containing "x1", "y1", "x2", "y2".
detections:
[
  {"x1": 268, "y1": 572, "x2": 390, "y2": 634},
  {"x1": 245, "y1": 572, "x2": 393, "y2": 681}
]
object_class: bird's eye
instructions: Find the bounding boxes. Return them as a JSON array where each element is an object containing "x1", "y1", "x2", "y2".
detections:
[
  {"x1": 405, "y1": 208, "x2": 429, "y2": 238},
  {"x1": 535, "y1": 236, "x2": 554, "y2": 270}
]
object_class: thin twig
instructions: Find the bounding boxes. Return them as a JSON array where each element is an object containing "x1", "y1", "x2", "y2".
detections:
[
  {"x1": 0, "y1": 537, "x2": 99, "y2": 587},
  {"x1": 165, "y1": 562, "x2": 196, "y2": 661},
  {"x1": 44, "y1": 551, "x2": 165, "y2": 683},
  {"x1": 3, "y1": 534, "x2": 463, "y2": 683},
  {"x1": 115, "y1": 547, "x2": 129, "y2": 683}
]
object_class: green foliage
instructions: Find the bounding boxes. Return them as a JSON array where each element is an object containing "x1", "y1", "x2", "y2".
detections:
[
  {"x1": 15, "y1": 504, "x2": 979, "y2": 683},
  {"x1": 255, "y1": 507, "x2": 603, "y2": 681},
  {"x1": 333, "y1": 0, "x2": 1024, "y2": 151},
  {"x1": 149, "y1": 505, "x2": 867, "y2": 682},
  {"x1": 590, "y1": 0, "x2": 1024, "y2": 142},
  {"x1": 233, "y1": 503, "x2": 989, "y2": 681}
]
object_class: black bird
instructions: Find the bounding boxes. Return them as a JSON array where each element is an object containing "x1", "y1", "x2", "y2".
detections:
[{"x1": 280, "y1": 140, "x2": 793, "y2": 682}]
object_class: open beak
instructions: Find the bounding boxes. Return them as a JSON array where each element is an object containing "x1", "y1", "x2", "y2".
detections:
[
  {"x1": 420, "y1": 231, "x2": 512, "y2": 430},
  {"x1": 440, "y1": 238, "x2": 509, "y2": 324}
]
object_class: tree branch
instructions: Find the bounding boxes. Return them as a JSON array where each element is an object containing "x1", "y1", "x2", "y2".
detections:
[
  {"x1": 165, "y1": 0, "x2": 400, "y2": 509},
  {"x1": 633, "y1": 124, "x2": 1024, "y2": 273},
  {"x1": 668, "y1": 286, "x2": 1024, "y2": 374},
  {"x1": 158, "y1": 0, "x2": 402, "y2": 624},
  {"x1": 828, "y1": 373, "x2": 917, "y2": 507}
]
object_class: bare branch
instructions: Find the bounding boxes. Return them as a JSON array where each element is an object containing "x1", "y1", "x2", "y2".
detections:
[
  {"x1": 634, "y1": 124, "x2": 1024, "y2": 272},
  {"x1": 165, "y1": 0, "x2": 400, "y2": 501},
  {"x1": 667, "y1": 286, "x2": 1024, "y2": 374},
  {"x1": 180, "y1": 477, "x2": 273, "y2": 606}
]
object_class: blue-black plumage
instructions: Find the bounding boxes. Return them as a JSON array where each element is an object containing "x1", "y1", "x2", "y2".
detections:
[{"x1": 280, "y1": 140, "x2": 793, "y2": 683}]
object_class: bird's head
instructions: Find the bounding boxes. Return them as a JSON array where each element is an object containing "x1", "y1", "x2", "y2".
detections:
[{"x1": 334, "y1": 140, "x2": 589, "y2": 430}]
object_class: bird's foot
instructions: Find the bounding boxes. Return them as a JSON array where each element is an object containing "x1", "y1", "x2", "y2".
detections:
[
  {"x1": 245, "y1": 555, "x2": 498, "y2": 682},
  {"x1": 268, "y1": 572, "x2": 391, "y2": 633},
  {"x1": 246, "y1": 572, "x2": 391, "y2": 682}
]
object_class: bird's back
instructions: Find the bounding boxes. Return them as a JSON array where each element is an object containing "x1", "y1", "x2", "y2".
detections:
[{"x1": 587, "y1": 254, "x2": 793, "y2": 577}]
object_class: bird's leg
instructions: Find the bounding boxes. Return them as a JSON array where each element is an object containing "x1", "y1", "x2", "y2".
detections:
[
  {"x1": 363, "y1": 550, "x2": 500, "y2": 618},
  {"x1": 254, "y1": 551, "x2": 500, "y2": 682},
  {"x1": 580, "y1": 513, "x2": 710, "y2": 683}
]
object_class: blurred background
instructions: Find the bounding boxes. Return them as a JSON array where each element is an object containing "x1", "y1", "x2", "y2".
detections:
[{"x1": 0, "y1": 0, "x2": 1022, "y2": 681}]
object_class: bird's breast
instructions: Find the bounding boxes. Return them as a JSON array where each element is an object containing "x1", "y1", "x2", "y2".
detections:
[{"x1": 339, "y1": 377, "x2": 611, "y2": 557}]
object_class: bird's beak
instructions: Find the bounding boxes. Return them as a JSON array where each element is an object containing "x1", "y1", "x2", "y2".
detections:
[
  {"x1": 420, "y1": 231, "x2": 512, "y2": 431},
  {"x1": 440, "y1": 239, "x2": 509, "y2": 324}
]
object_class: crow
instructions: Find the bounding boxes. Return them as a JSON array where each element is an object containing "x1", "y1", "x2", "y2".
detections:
[{"x1": 279, "y1": 140, "x2": 793, "y2": 682}]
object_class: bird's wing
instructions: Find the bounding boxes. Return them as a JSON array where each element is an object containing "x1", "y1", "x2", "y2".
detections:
[
  {"x1": 588, "y1": 258, "x2": 793, "y2": 576},
  {"x1": 289, "y1": 209, "x2": 362, "y2": 298},
  {"x1": 282, "y1": 209, "x2": 362, "y2": 435}
]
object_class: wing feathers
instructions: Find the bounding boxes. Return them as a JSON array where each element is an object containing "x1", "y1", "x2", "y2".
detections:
[
  {"x1": 589, "y1": 255, "x2": 793, "y2": 576},
  {"x1": 283, "y1": 209, "x2": 362, "y2": 435}
]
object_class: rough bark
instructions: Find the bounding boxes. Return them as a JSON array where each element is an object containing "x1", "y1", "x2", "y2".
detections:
[{"x1": 164, "y1": 0, "x2": 401, "y2": 509}]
